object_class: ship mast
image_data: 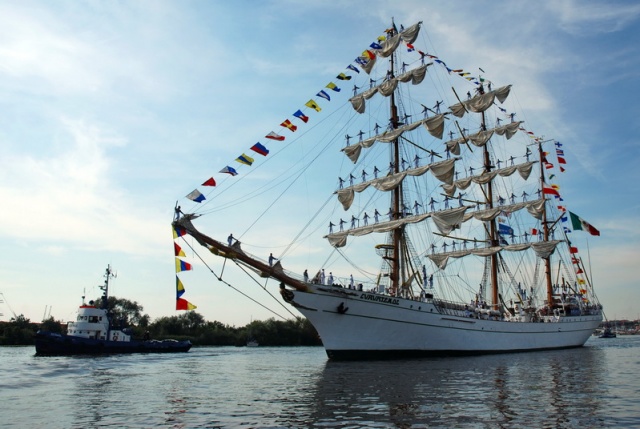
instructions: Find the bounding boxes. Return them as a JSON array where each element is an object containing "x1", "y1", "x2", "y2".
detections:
[
  {"x1": 100, "y1": 264, "x2": 116, "y2": 341},
  {"x1": 389, "y1": 21, "x2": 402, "y2": 295},
  {"x1": 99, "y1": 264, "x2": 115, "y2": 310},
  {"x1": 481, "y1": 106, "x2": 500, "y2": 310},
  {"x1": 538, "y1": 141, "x2": 554, "y2": 306}
]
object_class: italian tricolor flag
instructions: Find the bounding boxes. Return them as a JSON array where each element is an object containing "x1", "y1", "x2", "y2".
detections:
[{"x1": 569, "y1": 211, "x2": 600, "y2": 236}]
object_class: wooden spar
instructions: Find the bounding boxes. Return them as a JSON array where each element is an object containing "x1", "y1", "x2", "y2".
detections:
[
  {"x1": 450, "y1": 91, "x2": 473, "y2": 154},
  {"x1": 454, "y1": 120, "x2": 474, "y2": 153},
  {"x1": 173, "y1": 215, "x2": 309, "y2": 292}
]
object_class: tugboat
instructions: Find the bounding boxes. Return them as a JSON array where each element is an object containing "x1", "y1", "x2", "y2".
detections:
[{"x1": 35, "y1": 265, "x2": 192, "y2": 356}]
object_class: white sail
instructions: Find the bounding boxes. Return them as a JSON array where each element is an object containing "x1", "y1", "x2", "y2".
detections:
[
  {"x1": 445, "y1": 121, "x2": 523, "y2": 156},
  {"x1": 337, "y1": 159, "x2": 457, "y2": 210},
  {"x1": 427, "y1": 240, "x2": 562, "y2": 269},
  {"x1": 425, "y1": 114, "x2": 447, "y2": 139},
  {"x1": 369, "y1": 22, "x2": 422, "y2": 59},
  {"x1": 442, "y1": 161, "x2": 537, "y2": 196},
  {"x1": 326, "y1": 205, "x2": 468, "y2": 248},
  {"x1": 460, "y1": 198, "x2": 545, "y2": 223},
  {"x1": 349, "y1": 64, "x2": 431, "y2": 114},
  {"x1": 342, "y1": 114, "x2": 446, "y2": 163},
  {"x1": 449, "y1": 85, "x2": 512, "y2": 117}
]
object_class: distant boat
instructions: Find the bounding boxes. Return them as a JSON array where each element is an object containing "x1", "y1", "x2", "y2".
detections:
[
  {"x1": 599, "y1": 327, "x2": 617, "y2": 338},
  {"x1": 172, "y1": 19, "x2": 603, "y2": 360},
  {"x1": 35, "y1": 265, "x2": 192, "y2": 356},
  {"x1": 246, "y1": 317, "x2": 259, "y2": 347}
]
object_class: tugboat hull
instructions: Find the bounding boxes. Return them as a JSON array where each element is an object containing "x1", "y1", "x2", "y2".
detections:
[{"x1": 35, "y1": 331, "x2": 192, "y2": 356}]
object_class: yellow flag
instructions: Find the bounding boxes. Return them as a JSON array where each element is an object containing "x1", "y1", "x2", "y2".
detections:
[{"x1": 305, "y1": 99, "x2": 321, "y2": 112}]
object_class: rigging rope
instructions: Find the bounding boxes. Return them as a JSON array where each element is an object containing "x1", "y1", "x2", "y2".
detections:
[
  {"x1": 232, "y1": 261, "x2": 298, "y2": 319},
  {"x1": 179, "y1": 237, "x2": 290, "y2": 321}
]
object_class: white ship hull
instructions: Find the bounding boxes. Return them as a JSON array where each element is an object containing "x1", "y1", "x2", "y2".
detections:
[{"x1": 286, "y1": 284, "x2": 601, "y2": 359}]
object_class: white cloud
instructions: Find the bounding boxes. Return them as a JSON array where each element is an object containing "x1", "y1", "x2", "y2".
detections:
[
  {"x1": 0, "y1": 117, "x2": 167, "y2": 255},
  {"x1": 549, "y1": 0, "x2": 640, "y2": 35}
]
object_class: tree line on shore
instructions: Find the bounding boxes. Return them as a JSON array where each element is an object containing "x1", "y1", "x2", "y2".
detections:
[{"x1": 0, "y1": 296, "x2": 322, "y2": 346}]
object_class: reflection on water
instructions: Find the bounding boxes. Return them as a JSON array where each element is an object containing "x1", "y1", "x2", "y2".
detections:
[
  {"x1": 1, "y1": 338, "x2": 639, "y2": 428},
  {"x1": 306, "y1": 348, "x2": 608, "y2": 428}
]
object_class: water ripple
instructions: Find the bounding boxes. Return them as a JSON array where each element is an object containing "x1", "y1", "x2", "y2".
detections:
[{"x1": 1, "y1": 338, "x2": 639, "y2": 428}]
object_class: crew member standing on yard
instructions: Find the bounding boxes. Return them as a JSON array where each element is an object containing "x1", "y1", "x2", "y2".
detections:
[
  {"x1": 228, "y1": 234, "x2": 234, "y2": 246},
  {"x1": 269, "y1": 253, "x2": 278, "y2": 267},
  {"x1": 174, "y1": 205, "x2": 183, "y2": 220}
]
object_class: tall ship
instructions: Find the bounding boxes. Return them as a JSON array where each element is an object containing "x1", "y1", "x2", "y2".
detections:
[{"x1": 172, "y1": 20, "x2": 602, "y2": 359}]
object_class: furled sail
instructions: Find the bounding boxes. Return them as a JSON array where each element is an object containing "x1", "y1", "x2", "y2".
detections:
[
  {"x1": 424, "y1": 114, "x2": 447, "y2": 139},
  {"x1": 349, "y1": 64, "x2": 431, "y2": 114},
  {"x1": 377, "y1": 35, "x2": 402, "y2": 58},
  {"x1": 494, "y1": 120, "x2": 522, "y2": 139},
  {"x1": 431, "y1": 205, "x2": 468, "y2": 235},
  {"x1": 326, "y1": 205, "x2": 468, "y2": 248},
  {"x1": 442, "y1": 161, "x2": 537, "y2": 196},
  {"x1": 445, "y1": 121, "x2": 522, "y2": 156},
  {"x1": 369, "y1": 22, "x2": 422, "y2": 60},
  {"x1": 399, "y1": 22, "x2": 421, "y2": 44},
  {"x1": 337, "y1": 159, "x2": 457, "y2": 210},
  {"x1": 326, "y1": 213, "x2": 430, "y2": 248},
  {"x1": 448, "y1": 85, "x2": 512, "y2": 118},
  {"x1": 427, "y1": 240, "x2": 562, "y2": 269},
  {"x1": 461, "y1": 198, "x2": 546, "y2": 223},
  {"x1": 357, "y1": 27, "x2": 426, "y2": 77},
  {"x1": 396, "y1": 64, "x2": 428, "y2": 84},
  {"x1": 343, "y1": 114, "x2": 445, "y2": 163}
]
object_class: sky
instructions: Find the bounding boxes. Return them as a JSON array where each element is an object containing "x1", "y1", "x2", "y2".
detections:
[{"x1": 1, "y1": 0, "x2": 639, "y2": 326}]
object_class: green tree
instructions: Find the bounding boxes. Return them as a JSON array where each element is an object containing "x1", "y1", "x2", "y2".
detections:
[
  {"x1": 0, "y1": 315, "x2": 37, "y2": 345},
  {"x1": 151, "y1": 315, "x2": 185, "y2": 337},
  {"x1": 181, "y1": 311, "x2": 205, "y2": 331},
  {"x1": 40, "y1": 316, "x2": 63, "y2": 334},
  {"x1": 95, "y1": 296, "x2": 149, "y2": 327},
  {"x1": 10, "y1": 314, "x2": 31, "y2": 328}
]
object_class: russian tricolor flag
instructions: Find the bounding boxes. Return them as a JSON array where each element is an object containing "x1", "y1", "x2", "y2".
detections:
[{"x1": 251, "y1": 142, "x2": 269, "y2": 156}]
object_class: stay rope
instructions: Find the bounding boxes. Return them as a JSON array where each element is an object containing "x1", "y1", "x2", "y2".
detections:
[{"x1": 180, "y1": 238, "x2": 292, "y2": 321}]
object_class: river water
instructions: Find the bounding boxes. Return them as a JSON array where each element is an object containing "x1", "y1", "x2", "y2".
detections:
[{"x1": 1, "y1": 336, "x2": 639, "y2": 428}]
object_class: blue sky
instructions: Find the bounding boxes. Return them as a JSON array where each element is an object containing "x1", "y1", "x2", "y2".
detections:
[{"x1": 1, "y1": 0, "x2": 639, "y2": 326}]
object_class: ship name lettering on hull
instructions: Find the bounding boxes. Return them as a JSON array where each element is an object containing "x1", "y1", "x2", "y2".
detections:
[{"x1": 360, "y1": 294, "x2": 400, "y2": 305}]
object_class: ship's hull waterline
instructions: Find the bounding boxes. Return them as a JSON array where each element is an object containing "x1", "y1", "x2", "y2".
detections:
[{"x1": 286, "y1": 284, "x2": 601, "y2": 360}]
